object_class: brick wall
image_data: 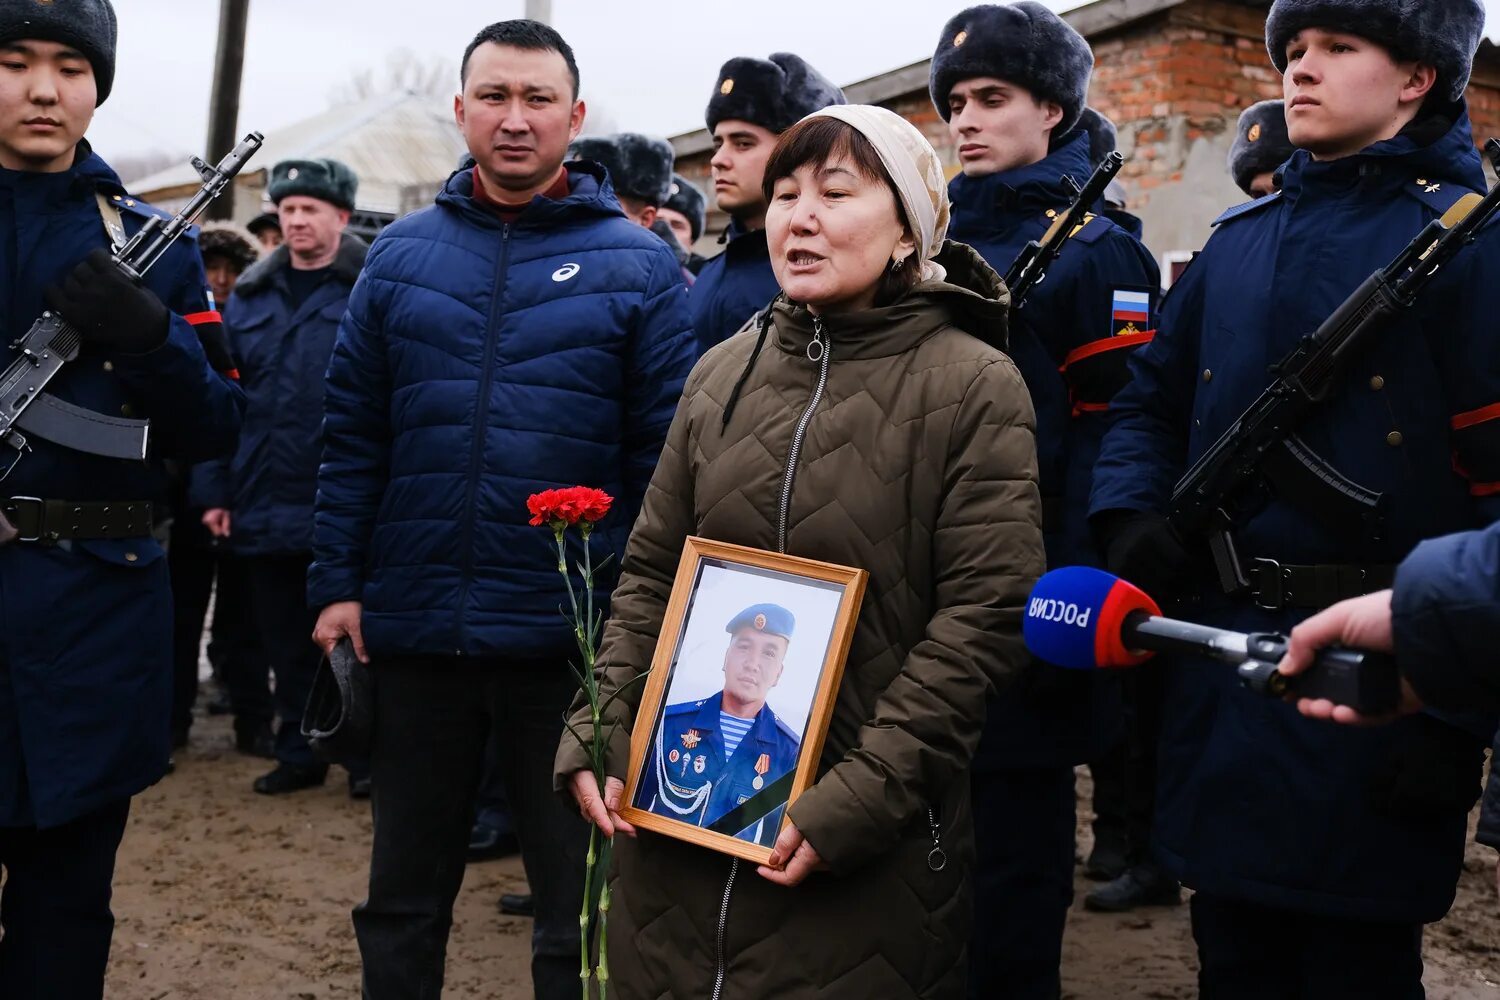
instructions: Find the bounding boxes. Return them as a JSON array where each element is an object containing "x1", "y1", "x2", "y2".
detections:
[{"x1": 674, "y1": 0, "x2": 1500, "y2": 259}]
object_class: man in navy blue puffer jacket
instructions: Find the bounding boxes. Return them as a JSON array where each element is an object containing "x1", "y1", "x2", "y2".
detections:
[{"x1": 309, "y1": 20, "x2": 694, "y2": 1000}]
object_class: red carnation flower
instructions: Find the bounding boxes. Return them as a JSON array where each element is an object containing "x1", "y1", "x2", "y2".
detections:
[{"x1": 527, "y1": 486, "x2": 613, "y2": 527}]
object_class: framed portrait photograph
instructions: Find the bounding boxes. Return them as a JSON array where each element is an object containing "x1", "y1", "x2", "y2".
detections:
[{"x1": 620, "y1": 537, "x2": 867, "y2": 865}]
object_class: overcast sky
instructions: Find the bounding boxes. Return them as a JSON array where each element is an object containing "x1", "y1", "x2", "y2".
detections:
[{"x1": 88, "y1": 0, "x2": 1500, "y2": 166}]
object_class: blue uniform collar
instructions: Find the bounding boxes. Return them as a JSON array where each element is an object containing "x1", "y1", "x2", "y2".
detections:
[
  {"x1": 0, "y1": 141, "x2": 122, "y2": 201},
  {"x1": 689, "y1": 691, "x2": 779, "y2": 745},
  {"x1": 436, "y1": 159, "x2": 627, "y2": 230},
  {"x1": 948, "y1": 130, "x2": 1093, "y2": 235},
  {"x1": 719, "y1": 218, "x2": 769, "y2": 259},
  {"x1": 1279, "y1": 102, "x2": 1484, "y2": 203}
]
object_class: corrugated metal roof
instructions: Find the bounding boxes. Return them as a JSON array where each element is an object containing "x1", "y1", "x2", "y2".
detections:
[{"x1": 131, "y1": 90, "x2": 468, "y2": 216}]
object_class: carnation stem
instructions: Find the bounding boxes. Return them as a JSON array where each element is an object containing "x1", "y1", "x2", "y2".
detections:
[{"x1": 579, "y1": 823, "x2": 598, "y2": 997}]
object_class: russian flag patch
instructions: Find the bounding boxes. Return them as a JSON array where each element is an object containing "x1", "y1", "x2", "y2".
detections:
[{"x1": 1111, "y1": 288, "x2": 1150, "y2": 333}]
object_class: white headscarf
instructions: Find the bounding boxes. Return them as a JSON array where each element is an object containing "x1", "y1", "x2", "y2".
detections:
[{"x1": 806, "y1": 104, "x2": 951, "y2": 282}]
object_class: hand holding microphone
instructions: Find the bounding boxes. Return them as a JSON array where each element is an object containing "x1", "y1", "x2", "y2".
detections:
[
  {"x1": 1277, "y1": 589, "x2": 1423, "y2": 724},
  {"x1": 1023, "y1": 567, "x2": 1402, "y2": 716}
]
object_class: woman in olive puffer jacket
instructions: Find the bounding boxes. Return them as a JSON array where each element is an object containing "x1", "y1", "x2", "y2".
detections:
[{"x1": 556, "y1": 105, "x2": 1044, "y2": 1000}]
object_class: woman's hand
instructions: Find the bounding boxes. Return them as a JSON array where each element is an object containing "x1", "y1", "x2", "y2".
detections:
[
  {"x1": 568, "y1": 770, "x2": 636, "y2": 838},
  {"x1": 757, "y1": 820, "x2": 827, "y2": 887}
]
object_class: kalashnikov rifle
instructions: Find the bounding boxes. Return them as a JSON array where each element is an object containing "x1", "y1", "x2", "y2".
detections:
[
  {"x1": 1170, "y1": 139, "x2": 1500, "y2": 595},
  {"x1": 1003, "y1": 150, "x2": 1124, "y2": 308},
  {"x1": 0, "y1": 131, "x2": 264, "y2": 479}
]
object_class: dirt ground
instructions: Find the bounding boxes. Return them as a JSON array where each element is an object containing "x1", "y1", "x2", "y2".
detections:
[{"x1": 105, "y1": 709, "x2": 1500, "y2": 999}]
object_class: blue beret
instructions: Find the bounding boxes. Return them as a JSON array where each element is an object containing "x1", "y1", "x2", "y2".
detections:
[{"x1": 726, "y1": 603, "x2": 795, "y2": 641}]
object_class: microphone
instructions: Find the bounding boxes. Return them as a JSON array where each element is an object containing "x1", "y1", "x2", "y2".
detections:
[{"x1": 1024, "y1": 567, "x2": 1400, "y2": 715}]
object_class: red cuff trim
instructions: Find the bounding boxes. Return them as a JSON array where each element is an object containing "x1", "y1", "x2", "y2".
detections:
[
  {"x1": 1452, "y1": 402, "x2": 1500, "y2": 431},
  {"x1": 1061, "y1": 330, "x2": 1156, "y2": 370},
  {"x1": 185, "y1": 310, "x2": 223, "y2": 326},
  {"x1": 223, "y1": 368, "x2": 240, "y2": 381}
]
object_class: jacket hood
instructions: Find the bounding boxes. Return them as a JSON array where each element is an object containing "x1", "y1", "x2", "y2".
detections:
[
  {"x1": 1280, "y1": 101, "x2": 1484, "y2": 198},
  {"x1": 435, "y1": 160, "x2": 627, "y2": 229},
  {"x1": 235, "y1": 231, "x2": 369, "y2": 297},
  {"x1": 771, "y1": 240, "x2": 1010, "y2": 359},
  {"x1": 948, "y1": 130, "x2": 1093, "y2": 239}
]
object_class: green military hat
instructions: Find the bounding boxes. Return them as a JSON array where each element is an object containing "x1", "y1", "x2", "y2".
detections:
[
  {"x1": 726, "y1": 603, "x2": 795, "y2": 641},
  {"x1": 267, "y1": 158, "x2": 358, "y2": 211}
]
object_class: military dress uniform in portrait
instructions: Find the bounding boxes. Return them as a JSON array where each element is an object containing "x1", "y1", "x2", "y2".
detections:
[{"x1": 636, "y1": 604, "x2": 802, "y2": 845}]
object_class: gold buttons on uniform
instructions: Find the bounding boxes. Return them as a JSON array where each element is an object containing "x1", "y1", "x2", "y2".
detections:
[
  {"x1": 1370, "y1": 375, "x2": 1384, "y2": 390},
  {"x1": 102, "y1": 360, "x2": 113, "y2": 372},
  {"x1": 120, "y1": 404, "x2": 133, "y2": 416},
  {"x1": 1387, "y1": 431, "x2": 1404, "y2": 447},
  {"x1": 124, "y1": 552, "x2": 138, "y2": 562},
  {"x1": 1202, "y1": 369, "x2": 1213, "y2": 383}
]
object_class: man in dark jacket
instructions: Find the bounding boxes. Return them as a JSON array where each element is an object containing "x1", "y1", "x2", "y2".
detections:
[
  {"x1": 660, "y1": 172, "x2": 709, "y2": 274},
  {"x1": 929, "y1": 6, "x2": 1161, "y2": 995},
  {"x1": 199, "y1": 158, "x2": 369, "y2": 796},
  {"x1": 1090, "y1": 1, "x2": 1499, "y2": 994},
  {"x1": 690, "y1": 51, "x2": 845, "y2": 353},
  {"x1": 0, "y1": 2, "x2": 244, "y2": 994},
  {"x1": 309, "y1": 20, "x2": 694, "y2": 998}
]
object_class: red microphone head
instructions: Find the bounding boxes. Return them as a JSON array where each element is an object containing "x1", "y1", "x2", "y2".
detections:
[{"x1": 1023, "y1": 566, "x2": 1162, "y2": 670}]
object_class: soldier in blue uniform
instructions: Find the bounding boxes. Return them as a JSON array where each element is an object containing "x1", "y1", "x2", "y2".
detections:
[
  {"x1": 0, "y1": 3, "x2": 243, "y2": 996},
  {"x1": 634, "y1": 603, "x2": 801, "y2": 846},
  {"x1": 1090, "y1": 1, "x2": 1499, "y2": 995},
  {"x1": 927, "y1": 6, "x2": 1162, "y2": 996},
  {"x1": 689, "y1": 52, "x2": 845, "y2": 354}
]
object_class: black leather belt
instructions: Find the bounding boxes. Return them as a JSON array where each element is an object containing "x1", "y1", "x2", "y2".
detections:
[
  {"x1": 1246, "y1": 558, "x2": 1394, "y2": 611},
  {"x1": 2, "y1": 496, "x2": 153, "y2": 543}
]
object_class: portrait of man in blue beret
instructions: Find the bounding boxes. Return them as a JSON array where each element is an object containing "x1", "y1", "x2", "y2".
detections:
[{"x1": 634, "y1": 602, "x2": 804, "y2": 845}]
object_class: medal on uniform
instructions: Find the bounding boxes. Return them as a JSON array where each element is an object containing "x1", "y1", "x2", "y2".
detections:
[
  {"x1": 753, "y1": 752, "x2": 770, "y2": 790},
  {"x1": 681, "y1": 729, "x2": 701, "y2": 750},
  {"x1": 669, "y1": 749, "x2": 680, "y2": 764},
  {"x1": 693, "y1": 754, "x2": 706, "y2": 774}
]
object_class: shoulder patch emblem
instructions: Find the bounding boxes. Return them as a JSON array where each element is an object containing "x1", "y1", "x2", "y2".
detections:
[{"x1": 1111, "y1": 288, "x2": 1151, "y2": 335}]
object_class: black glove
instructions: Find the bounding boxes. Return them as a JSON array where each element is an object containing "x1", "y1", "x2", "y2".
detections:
[
  {"x1": 44, "y1": 248, "x2": 168, "y2": 354},
  {"x1": 1096, "y1": 509, "x2": 1196, "y2": 596},
  {"x1": 1366, "y1": 713, "x2": 1486, "y2": 820}
]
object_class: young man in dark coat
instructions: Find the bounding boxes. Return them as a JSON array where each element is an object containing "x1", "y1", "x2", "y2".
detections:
[
  {"x1": 309, "y1": 20, "x2": 694, "y2": 998},
  {"x1": 197, "y1": 158, "x2": 370, "y2": 797},
  {"x1": 1090, "y1": 2, "x2": 1500, "y2": 994},
  {"x1": 928, "y1": 6, "x2": 1162, "y2": 996},
  {"x1": 0, "y1": 1, "x2": 244, "y2": 994},
  {"x1": 689, "y1": 51, "x2": 845, "y2": 353},
  {"x1": 1228, "y1": 99, "x2": 1297, "y2": 197},
  {"x1": 660, "y1": 172, "x2": 709, "y2": 274}
]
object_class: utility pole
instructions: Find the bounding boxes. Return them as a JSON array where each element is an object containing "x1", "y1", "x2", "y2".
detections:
[
  {"x1": 525, "y1": 0, "x2": 551, "y2": 24},
  {"x1": 204, "y1": 0, "x2": 251, "y2": 220}
]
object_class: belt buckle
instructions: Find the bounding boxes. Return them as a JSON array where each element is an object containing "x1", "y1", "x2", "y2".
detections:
[
  {"x1": 4, "y1": 496, "x2": 43, "y2": 542},
  {"x1": 1250, "y1": 557, "x2": 1285, "y2": 611}
]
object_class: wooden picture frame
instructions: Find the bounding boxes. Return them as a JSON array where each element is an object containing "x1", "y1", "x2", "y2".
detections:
[{"x1": 619, "y1": 536, "x2": 867, "y2": 865}]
